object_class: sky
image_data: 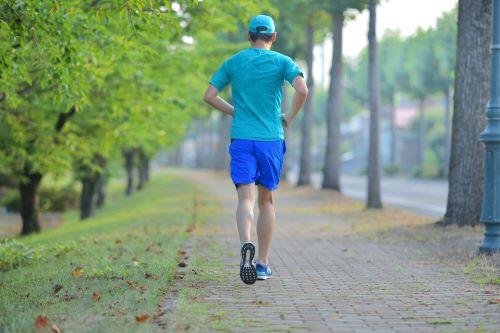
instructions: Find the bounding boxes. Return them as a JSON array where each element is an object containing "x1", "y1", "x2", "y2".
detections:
[{"x1": 313, "y1": 0, "x2": 458, "y2": 88}]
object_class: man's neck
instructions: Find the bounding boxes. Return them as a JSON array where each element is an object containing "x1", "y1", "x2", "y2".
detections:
[{"x1": 251, "y1": 41, "x2": 271, "y2": 50}]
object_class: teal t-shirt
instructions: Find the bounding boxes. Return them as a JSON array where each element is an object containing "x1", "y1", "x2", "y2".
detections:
[{"x1": 210, "y1": 48, "x2": 303, "y2": 141}]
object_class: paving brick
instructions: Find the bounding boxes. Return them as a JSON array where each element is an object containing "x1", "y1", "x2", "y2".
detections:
[{"x1": 189, "y1": 171, "x2": 500, "y2": 332}]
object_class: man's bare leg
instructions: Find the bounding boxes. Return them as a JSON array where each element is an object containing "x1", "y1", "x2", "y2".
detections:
[
  {"x1": 236, "y1": 184, "x2": 255, "y2": 244},
  {"x1": 256, "y1": 185, "x2": 275, "y2": 265}
]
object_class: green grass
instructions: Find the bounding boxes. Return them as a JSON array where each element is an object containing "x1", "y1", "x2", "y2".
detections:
[
  {"x1": 0, "y1": 173, "x2": 210, "y2": 333},
  {"x1": 427, "y1": 318, "x2": 453, "y2": 325},
  {"x1": 464, "y1": 255, "x2": 500, "y2": 286}
]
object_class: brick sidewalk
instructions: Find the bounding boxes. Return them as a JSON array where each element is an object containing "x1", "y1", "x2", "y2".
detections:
[{"x1": 189, "y1": 171, "x2": 499, "y2": 333}]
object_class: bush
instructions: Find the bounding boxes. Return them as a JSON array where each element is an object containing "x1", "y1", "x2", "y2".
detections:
[
  {"x1": 0, "y1": 239, "x2": 77, "y2": 271},
  {"x1": 0, "y1": 239, "x2": 44, "y2": 271},
  {"x1": 356, "y1": 167, "x2": 367, "y2": 176},
  {"x1": 2, "y1": 184, "x2": 79, "y2": 213},
  {"x1": 383, "y1": 164, "x2": 400, "y2": 176},
  {"x1": 40, "y1": 185, "x2": 79, "y2": 212},
  {"x1": 412, "y1": 165, "x2": 423, "y2": 178},
  {"x1": 2, "y1": 190, "x2": 21, "y2": 212},
  {"x1": 412, "y1": 164, "x2": 440, "y2": 179}
]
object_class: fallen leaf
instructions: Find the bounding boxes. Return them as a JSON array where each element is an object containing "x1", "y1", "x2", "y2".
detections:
[
  {"x1": 92, "y1": 292, "x2": 101, "y2": 301},
  {"x1": 115, "y1": 239, "x2": 123, "y2": 244},
  {"x1": 124, "y1": 280, "x2": 147, "y2": 292},
  {"x1": 135, "y1": 314, "x2": 150, "y2": 323},
  {"x1": 185, "y1": 224, "x2": 196, "y2": 233},
  {"x1": 51, "y1": 324, "x2": 61, "y2": 333},
  {"x1": 132, "y1": 257, "x2": 140, "y2": 266},
  {"x1": 178, "y1": 260, "x2": 187, "y2": 268},
  {"x1": 178, "y1": 249, "x2": 186, "y2": 256},
  {"x1": 251, "y1": 300, "x2": 268, "y2": 305},
  {"x1": 488, "y1": 298, "x2": 500, "y2": 304},
  {"x1": 71, "y1": 267, "x2": 83, "y2": 277},
  {"x1": 52, "y1": 284, "x2": 63, "y2": 295},
  {"x1": 210, "y1": 315, "x2": 221, "y2": 322},
  {"x1": 62, "y1": 294, "x2": 76, "y2": 302},
  {"x1": 35, "y1": 315, "x2": 48, "y2": 329},
  {"x1": 146, "y1": 244, "x2": 156, "y2": 252},
  {"x1": 145, "y1": 272, "x2": 158, "y2": 280},
  {"x1": 114, "y1": 309, "x2": 126, "y2": 317},
  {"x1": 125, "y1": 280, "x2": 136, "y2": 287}
]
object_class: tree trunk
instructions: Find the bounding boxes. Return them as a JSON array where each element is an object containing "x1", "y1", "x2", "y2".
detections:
[
  {"x1": 367, "y1": 0, "x2": 383, "y2": 209},
  {"x1": 417, "y1": 99, "x2": 426, "y2": 172},
  {"x1": 390, "y1": 97, "x2": 397, "y2": 165},
  {"x1": 80, "y1": 173, "x2": 97, "y2": 220},
  {"x1": 443, "y1": 87, "x2": 452, "y2": 174},
  {"x1": 442, "y1": 0, "x2": 491, "y2": 226},
  {"x1": 19, "y1": 171, "x2": 42, "y2": 235},
  {"x1": 195, "y1": 120, "x2": 204, "y2": 168},
  {"x1": 144, "y1": 155, "x2": 150, "y2": 182},
  {"x1": 137, "y1": 149, "x2": 149, "y2": 190},
  {"x1": 173, "y1": 145, "x2": 183, "y2": 166},
  {"x1": 207, "y1": 111, "x2": 215, "y2": 168},
  {"x1": 297, "y1": 22, "x2": 315, "y2": 186},
  {"x1": 123, "y1": 149, "x2": 135, "y2": 196},
  {"x1": 322, "y1": 11, "x2": 344, "y2": 191},
  {"x1": 95, "y1": 171, "x2": 106, "y2": 208}
]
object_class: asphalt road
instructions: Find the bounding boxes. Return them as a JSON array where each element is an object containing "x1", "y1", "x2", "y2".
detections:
[{"x1": 289, "y1": 172, "x2": 448, "y2": 218}]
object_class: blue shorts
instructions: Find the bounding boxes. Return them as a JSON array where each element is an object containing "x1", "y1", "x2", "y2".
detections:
[{"x1": 229, "y1": 139, "x2": 286, "y2": 191}]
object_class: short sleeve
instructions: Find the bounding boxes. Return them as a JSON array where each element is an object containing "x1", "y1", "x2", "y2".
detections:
[
  {"x1": 283, "y1": 56, "x2": 303, "y2": 86},
  {"x1": 209, "y1": 61, "x2": 231, "y2": 91}
]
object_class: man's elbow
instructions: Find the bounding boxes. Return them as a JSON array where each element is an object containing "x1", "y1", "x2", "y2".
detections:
[
  {"x1": 203, "y1": 92, "x2": 212, "y2": 104},
  {"x1": 298, "y1": 87, "x2": 308, "y2": 98}
]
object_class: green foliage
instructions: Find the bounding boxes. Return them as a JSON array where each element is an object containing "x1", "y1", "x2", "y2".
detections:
[
  {"x1": 2, "y1": 184, "x2": 79, "y2": 212},
  {"x1": 407, "y1": 107, "x2": 448, "y2": 178},
  {"x1": 405, "y1": 28, "x2": 440, "y2": 101},
  {"x1": 383, "y1": 164, "x2": 400, "y2": 176},
  {"x1": 0, "y1": 0, "x2": 272, "y2": 173},
  {"x1": 412, "y1": 150, "x2": 440, "y2": 178},
  {"x1": 434, "y1": 6, "x2": 458, "y2": 92},
  {"x1": 379, "y1": 31, "x2": 407, "y2": 104},
  {"x1": 0, "y1": 239, "x2": 44, "y2": 271},
  {"x1": 0, "y1": 239, "x2": 77, "y2": 271},
  {"x1": 348, "y1": 5, "x2": 457, "y2": 106}
]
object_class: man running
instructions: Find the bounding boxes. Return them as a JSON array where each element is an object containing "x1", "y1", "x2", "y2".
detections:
[{"x1": 203, "y1": 15, "x2": 308, "y2": 285}]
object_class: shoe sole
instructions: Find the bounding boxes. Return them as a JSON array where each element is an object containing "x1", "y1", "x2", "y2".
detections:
[
  {"x1": 257, "y1": 275, "x2": 272, "y2": 280},
  {"x1": 240, "y1": 243, "x2": 257, "y2": 285}
]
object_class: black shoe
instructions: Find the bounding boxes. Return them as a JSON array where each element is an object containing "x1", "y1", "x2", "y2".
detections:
[{"x1": 240, "y1": 242, "x2": 257, "y2": 285}]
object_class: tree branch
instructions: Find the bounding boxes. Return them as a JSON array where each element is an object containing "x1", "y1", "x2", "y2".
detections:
[{"x1": 55, "y1": 106, "x2": 77, "y2": 132}]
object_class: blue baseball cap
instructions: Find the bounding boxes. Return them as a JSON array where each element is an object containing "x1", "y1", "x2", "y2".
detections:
[{"x1": 248, "y1": 15, "x2": 275, "y2": 34}]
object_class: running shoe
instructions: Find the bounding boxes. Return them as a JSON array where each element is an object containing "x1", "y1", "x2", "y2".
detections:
[
  {"x1": 256, "y1": 262, "x2": 272, "y2": 280},
  {"x1": 240, "y1": 242, "x2": 257, "y2": 285}
]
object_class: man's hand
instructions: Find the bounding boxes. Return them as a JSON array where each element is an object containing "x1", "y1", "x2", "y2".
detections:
[
  {"x1": 281, "y1": 114, "x2": 288, "y2": 128},
  {"x1": 285, "y1": 76, "x2": 308, "y2": 126},
  {"x1": 203, "y1": 85, "x2": 234, "y2": 116}
]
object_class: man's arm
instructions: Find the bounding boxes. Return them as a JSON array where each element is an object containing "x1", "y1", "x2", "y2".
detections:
[
  {"x1": 203, "y1": 84, "x2": 234, "y2": 116},
  {"x1": 285, "y1": 76, "x2": 308, "y2": 127}
]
